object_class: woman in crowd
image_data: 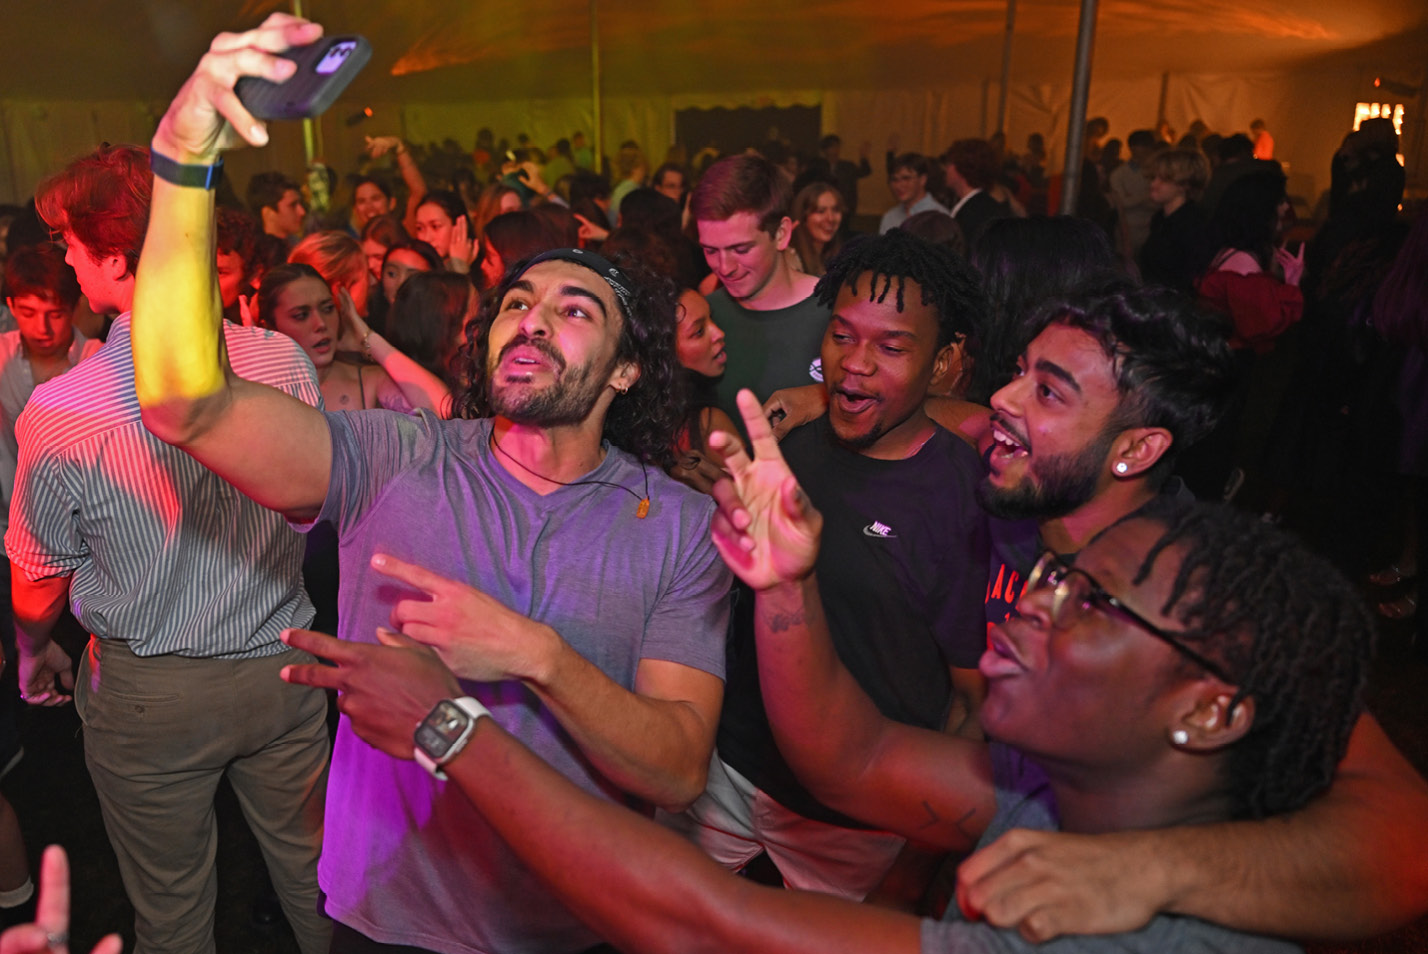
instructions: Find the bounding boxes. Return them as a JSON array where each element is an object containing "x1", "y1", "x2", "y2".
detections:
[
  {"x1": 471, "y1": 182, "x2": 523, "y2": 240},
  {"x1": 385, "y1": 270, "x2": 473, "y2": 390},
  {"x1": 1198, "y1": 168, "x2": 1303, "y2": 354},
  {"x1": 668, "y1": 288, "x2": 739, "y2": 494},
  {"x1": 359, "y1": 213, "x2": 407, "y2": 285},
  {"x1": 358, "y1": 213, "x2": 408, "y2": 331},
  {"x1": 479, "y1": 210, "x2": 564, "y2": 289},
  {"x1": 379, "y1": 238, "x2": 444, "y2": 310},
  {"x1": 256, "y1": 263, "x2": 451, "y2": 415},
  {"x1": 413, "y1": 190, "x2": 478, "y2": 275},
  {"x1": 787, "y1": 183, "x2": 845, "y2": 277},
  {"x1": 1182, "y1": 169, "x2": 1304, "y2": 500},
  {"x1": 614, "y1": 188, "x2": 705, "y2": 289},
  {"x1": 289, "y1": 230, "x2": 372, "y2": 351},
  {"x1": 351, "y1": 176, "x2": 396, "y2": 235},
  {"x1": 356, "y1": 134, "x2": 428, "y2": 234}
]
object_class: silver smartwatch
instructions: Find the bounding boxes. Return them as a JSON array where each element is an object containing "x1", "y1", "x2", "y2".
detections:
[{"x1": 414, "y1": 696, "x2": 489, "y2": 780}]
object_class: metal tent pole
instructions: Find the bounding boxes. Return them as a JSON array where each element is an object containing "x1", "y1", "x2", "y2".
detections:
[
  {"x1": 1058, "y1": 0, "x2": 1099, "y2": 215},
  {"x1": 293, "y1": 0, "x2": 317, "y2": 166},
  {"x1": 591, "y1": 0, "x2": 603, "y2": 174},
  {"x1": 996, "y1": 0, "x2": 1017, "y2": 136}
]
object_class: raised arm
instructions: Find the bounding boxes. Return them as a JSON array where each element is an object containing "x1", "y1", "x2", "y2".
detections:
[
  {"x1": 709, "y1": 390, "x2": 995, "y2": 851},
  {"x1": 132, "y1": 14, "x2": 332, "y2": 521},
  {"x1": 956, "y1": 711, "x2": 1428, "y2": 943},
  {"x1": 280, "y1": 627, "x2": 925, "y2": 954},
  {"x1": 364, "y1": 136, "x2": 428, "y2": 234}
]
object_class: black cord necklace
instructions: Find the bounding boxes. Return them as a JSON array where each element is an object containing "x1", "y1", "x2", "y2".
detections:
[{"x1": 490, "y1": 429, "x2": 651, "y2": 518}]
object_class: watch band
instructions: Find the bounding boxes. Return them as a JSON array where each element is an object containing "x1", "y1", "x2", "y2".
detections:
[
  {"x1": 150, "y1": 148, "x2": 225, "y2": 190},
  {"x1": 414, "y1": 696, "x2": 490, "y2": 780}
]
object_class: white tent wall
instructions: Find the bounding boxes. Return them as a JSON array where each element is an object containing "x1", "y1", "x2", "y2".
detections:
[
  {"x1": 4, "y1": 62, "x2": 1419, "y2": 219},
  {"x1": 1, "y1": 100, "x2": 161, "y2": 207}
]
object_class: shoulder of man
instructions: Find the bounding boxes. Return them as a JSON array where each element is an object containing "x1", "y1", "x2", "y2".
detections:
[{"x1": 223, "y1": 323, "x2": 321, "y2": 403}]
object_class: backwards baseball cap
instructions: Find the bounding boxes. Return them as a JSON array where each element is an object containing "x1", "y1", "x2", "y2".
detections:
[{"x1": 516, "y1": 247, "x2": 635, "y2": 317}]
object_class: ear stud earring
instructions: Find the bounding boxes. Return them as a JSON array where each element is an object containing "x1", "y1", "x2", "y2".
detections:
[
  {"x1": 1115, "y1": 462, "x2": 1130, "y2": 475},
  {"x1": 1170, "y1": 729, "x2": 1190, "y2": 746}
]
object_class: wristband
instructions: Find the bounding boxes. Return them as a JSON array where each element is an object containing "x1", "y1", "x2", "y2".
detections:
[{"x1": 150, "y1": 148, "x2": 224, "y2": 190}]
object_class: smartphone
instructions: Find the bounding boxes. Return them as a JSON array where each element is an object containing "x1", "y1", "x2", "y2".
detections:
[{"x1": 236, "y1": 35, "x2": 372, "y2": 120}]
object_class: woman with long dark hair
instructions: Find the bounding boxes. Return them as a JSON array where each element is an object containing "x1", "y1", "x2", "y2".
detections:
[
  {"x1": 387, "y1": 270, "x2": 474, "y2": 390},
  {"x1": 414, "y1": 190, "x2": 478, "y2": 275},
  {"x1": 787, "y1": 183, "x2": 845, "y2": 278}
]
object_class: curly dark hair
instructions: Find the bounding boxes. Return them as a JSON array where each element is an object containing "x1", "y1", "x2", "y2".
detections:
[
  {"x1": 1118, "y1": 496, "x2": 1374, "y2": 820},
  {"x1": 451, "y1": 251, "x2": 685, "y2": 466},
  {"x1": 815, "y1": 228, "x2": 987, "y2": 353},
  {"x1": 1030, "y1": 281, "x2": 1236, "y2": 485}
]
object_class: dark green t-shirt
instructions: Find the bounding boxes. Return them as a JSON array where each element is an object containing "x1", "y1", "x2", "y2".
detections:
[{"x1": 708, "y1": 288, "x2": 831, "y2": 425}]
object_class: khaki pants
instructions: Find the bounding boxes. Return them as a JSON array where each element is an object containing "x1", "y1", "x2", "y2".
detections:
[{"x1": 76, "y1": 637, "x2": 331, "y2": 954}]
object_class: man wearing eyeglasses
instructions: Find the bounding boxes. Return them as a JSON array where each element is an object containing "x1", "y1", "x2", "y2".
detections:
[
  {"x1": 959, "y1": 285, "x2": 1428, "y2": 942},
  {"x1": 878, "y1": 154, "x2": 949, "y2": 234}
]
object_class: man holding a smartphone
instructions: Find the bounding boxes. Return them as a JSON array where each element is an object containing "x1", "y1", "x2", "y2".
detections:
[{"x1": 132, "y1": 15, "x2": 729, "y2": 954}]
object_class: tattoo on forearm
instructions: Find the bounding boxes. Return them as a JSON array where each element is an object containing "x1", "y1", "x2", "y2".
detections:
[
  {"x1": 762, "y1": 609, "x2": 806, "y2": 632},
  {"x1": 919, "y1": 800, "x2": 979, "y2": 841}
]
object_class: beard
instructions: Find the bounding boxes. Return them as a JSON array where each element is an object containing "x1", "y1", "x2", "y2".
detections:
[
  {"x1": 829, "y1": 409, "x2": 886, "y2": 453},
  {"x1": 486, "y1": 334, "x2": 611, "y2": 427},
  {"x1": 976, "y1": 427, "x2": 1116, "y2": 521}
]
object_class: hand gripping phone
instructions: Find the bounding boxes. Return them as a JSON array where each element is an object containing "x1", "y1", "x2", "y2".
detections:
[{"x1": 236, "y1": 35, "x2": 372, "y2": 120}]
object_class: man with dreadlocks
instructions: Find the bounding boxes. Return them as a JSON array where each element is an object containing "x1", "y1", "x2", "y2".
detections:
[
  {"x1": 282, "y1": 474, "x2": 1374, "y2": 952},
  {"x1": 658, "y1": 229, "x2": 993, "y2": 900},
  {"x1": 956, "y1": 285, "x2": 1428, "y2": 941},
  {"x1": 130, "y1": 17, "x2": 731, "y2": 954}
]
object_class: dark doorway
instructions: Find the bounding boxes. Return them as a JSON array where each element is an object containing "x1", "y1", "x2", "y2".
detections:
[{"x1": 675, "y1": 104, "x2": 821, "y2": 166}]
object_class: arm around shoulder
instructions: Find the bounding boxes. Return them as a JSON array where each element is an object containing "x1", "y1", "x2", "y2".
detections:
[
  {"x1": 959, "y1": 711, "x2": 1428, "y2": 944},
  {"x1": 1162, "y1": 711, "x2": 1428, "y2": 940}
]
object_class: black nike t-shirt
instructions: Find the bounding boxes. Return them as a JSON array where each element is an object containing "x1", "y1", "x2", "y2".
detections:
[{"x1": 717, "y1": 416, "x2": 989, "y2": 825}]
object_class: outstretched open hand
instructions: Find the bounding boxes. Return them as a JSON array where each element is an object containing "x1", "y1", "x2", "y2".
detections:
[
  {"x1": 448, "y1": 216, "x2": 477, "y2": 270},
  {"x1": 709, "y1": 389, "x2": 822, "y2": 591}
]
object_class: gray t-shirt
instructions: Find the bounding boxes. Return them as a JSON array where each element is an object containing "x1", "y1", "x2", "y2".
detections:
[
  {"x1": 313, "y1": 410, "x2": 731, "y2": 954},
  {"x1": 921, "y1": 744, "x2": 1302, "y2": 953}
]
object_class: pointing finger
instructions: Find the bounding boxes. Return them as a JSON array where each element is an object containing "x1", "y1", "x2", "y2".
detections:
[
  {"x1": 370, "y1": 553, "x2": 452, "y2": 596},
  {"x1": 280, "y1": 626, "x2": 357, "y2": 663}
]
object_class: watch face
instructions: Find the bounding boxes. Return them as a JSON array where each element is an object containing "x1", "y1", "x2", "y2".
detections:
[{"x1": 415, "y1": 700, "x2": 470, "y2": 760}]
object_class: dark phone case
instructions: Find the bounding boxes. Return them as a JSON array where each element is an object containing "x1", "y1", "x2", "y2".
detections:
[{"x1": 235, "y1": 35, "x2": 372, "y2": 120}]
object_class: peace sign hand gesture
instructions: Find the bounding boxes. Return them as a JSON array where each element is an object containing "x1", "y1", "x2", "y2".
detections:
[{"x1": 709, "y1": 390, "x2": 823, "y2": 592}]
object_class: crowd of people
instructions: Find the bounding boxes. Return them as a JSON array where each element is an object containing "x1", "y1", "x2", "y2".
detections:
[{"x1": 0, "y1": 12, "x2": 1425, "y2": 954}]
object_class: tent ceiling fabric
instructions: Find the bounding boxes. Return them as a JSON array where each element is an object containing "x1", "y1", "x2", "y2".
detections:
[{"x1": 7, "y1": 0, "x2": 1426, "y2": 103}]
